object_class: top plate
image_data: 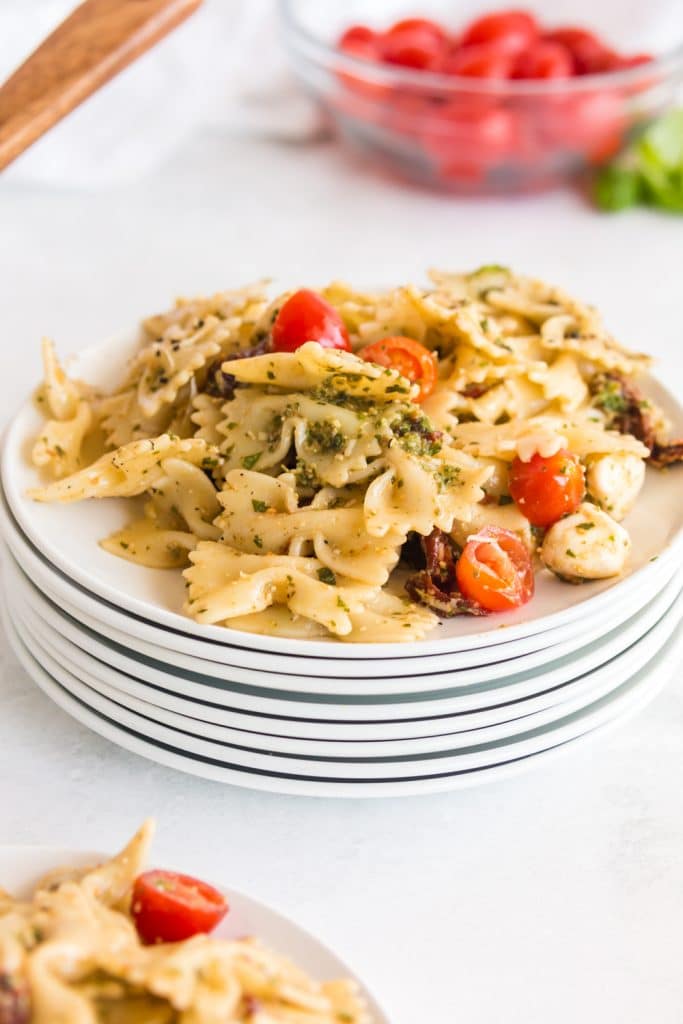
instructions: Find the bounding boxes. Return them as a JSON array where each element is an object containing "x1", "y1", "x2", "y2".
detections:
[
  {"x1": 0, "y1": 844, "x2": 388, "y2": 1021},
  {"x1": 2, "y1": 332, "x2": 682, "y2": 660}
]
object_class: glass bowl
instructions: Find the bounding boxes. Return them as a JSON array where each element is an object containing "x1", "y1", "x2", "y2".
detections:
[{"x1": 280, "y1": 0, "x2": 683, "y2": 194}]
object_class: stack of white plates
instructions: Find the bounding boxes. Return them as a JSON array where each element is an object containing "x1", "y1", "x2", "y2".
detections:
[{"x1": 1, "y1": 337, "x2": 682, "y2": 797}]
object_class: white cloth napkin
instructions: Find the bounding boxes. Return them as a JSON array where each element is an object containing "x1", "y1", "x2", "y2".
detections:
[{"x1": 1, "y1": 0, "x2": 320, "y2": 188}]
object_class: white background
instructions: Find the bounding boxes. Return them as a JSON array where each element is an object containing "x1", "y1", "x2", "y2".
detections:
[{"x1": 1, "y1": 2, "x2": 683, "y2": 1022}]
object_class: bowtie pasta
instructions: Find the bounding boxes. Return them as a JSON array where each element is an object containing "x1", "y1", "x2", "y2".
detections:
[
  {"x1": 28, "y1": 268, "x2": 681, "y2": 641},
  {"x1": 0, "y1": 821, "x2": 372, "y2": 1023}
]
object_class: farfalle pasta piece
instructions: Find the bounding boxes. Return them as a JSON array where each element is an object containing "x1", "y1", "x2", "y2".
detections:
[
  {"x1": 215, "y1": 391, "x2": 383, "y2": 488},
  {"x1": 35, "y1": 338, "x2": 86, "y2": 421},
  {"x1": 184, "y1": 544, "x2": 378, "y2": 637},
  {"x1": 95, "y1": 387, "x2": 183, "y2": 449},
  {"x1": 225, "y1": 341, "x2": 418, "y2": 402},
  {"x1": 132, "y1": 317, "x2": 227, "y2": 419},
  {"x1": 191, "y1": 392, "x2": 224, "y2": 445},
  {"x1": 32, "y1": 399, "x2": 93, "y2": 479},
  {"x1": 364, "y1": 444, "x2": 489, "y2": 538},
  {"x1": 142, "y1": 281, "x2": 269, "y2": 340},
  {"x1": 100, "y1": 519, "x2": 197, "y2": 568},
  {"x1": 450, "y1": 415, "x2": 650, "y2": 463},
  {"x1": 540, "y1": 313, "x2": 652, "y2": 376},
  {"x1": 28, "y1": 435, "x2": 218, "y2": 502},
  {"x1": 216, "y1": 469, "x2": 403, "y2": 585}
]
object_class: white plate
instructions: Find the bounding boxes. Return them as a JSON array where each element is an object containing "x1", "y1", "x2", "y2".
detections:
[
  {"x1": 4, "y1": 594, "x2": 681, "y2": 797},
  {"x1": 19, "y1": 585, "x2": 683, "y2": 758},
  {"x1": 5, "y1": 586, "x2": 682, "y2": 780},
  {"x1": 3, "y1": 330, "x2": 682, "y2": 660},
  {"x1": 8, "y1": 552, "x2": 681, "y2": 722},
  {"x1": 0, "y1": 845, "x2": 388, "y2": 1023},
  {"x1": 2, "y1": 497, "x2": 679, "y2": 684}
]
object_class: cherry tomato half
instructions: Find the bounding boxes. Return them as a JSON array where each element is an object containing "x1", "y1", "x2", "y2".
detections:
[
  {"x1": 339, "y1": 25, "x2": 376, "y2": 48},
  {"x1": 132, "y1": 870, "x2": 228, "y2": 945},
  {"x1": 272, "y1": 290, "x2": 351, "y2": 353},
  {"x1": 456, "y1": 526, "x2": 534, "y2": 612},
  {"x1": 360, "y1": 336, "x2": 438, "y2": 401},
  {"x1": 509, "y1": 449, "x2": 585, "y2": 527},
  {"x1": 461, "y1": 9, "x2": 539, "y2": 54}
]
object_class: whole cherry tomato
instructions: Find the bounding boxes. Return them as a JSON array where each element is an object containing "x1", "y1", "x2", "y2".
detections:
[
  {"x1": 360, "y1": 336, "x2": 438, "y2": 400},
  {"x1": 513, "y1": 40, "x2": 573, "y2": 79},
  {"x1": 422, "y1": 104, "x2": 520, "y2": 173},
  {"x1": 607, "y1": 52, "x2": 653, "y2": 71},
  {"x1": 442, "y1": 43, "x2": 515, "y2": 78},
  {"x1": 131, "y1": 870, "x2": 228, "y2": 945},
  {"x1": 543, "y1": 27, "x2": 613, "y2": 74},
  {"x1": 339, "y1": 25, "x2": 376, "y2": 48},
  {"x1": 272, "y1": 290, "x2": 351, "y2": 353},
  {"x1": 509, "y1": 449, "x2": 585, "y2": 527},
  {"x1": 456, "y1": 526, "x2": 534, "y2": 612},
  {"x1": 380, "y1": 18, "x2": 450, "y2": 69},
  {"x1": 461, "y1": 9, "x2": 539, "y2": 54}
]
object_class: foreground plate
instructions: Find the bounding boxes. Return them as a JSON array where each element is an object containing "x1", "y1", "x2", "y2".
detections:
[
  {"x1": 2, "y1": 331, "x2": 682, "y2": 659},
  {"x1": 0, "y1": 845, "x2": 388, "y2": 1023}
]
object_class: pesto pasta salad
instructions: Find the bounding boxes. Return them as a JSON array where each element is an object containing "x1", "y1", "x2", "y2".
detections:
[
  {"x1": 0, "y1": 821, "x2": 371, "y2": 1023},
  {"x1": 28, "y1": 267, "x2": 682, "y2": 643}
]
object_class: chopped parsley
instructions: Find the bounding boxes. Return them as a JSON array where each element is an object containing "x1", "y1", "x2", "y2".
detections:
[
  {"x1": 317, "y1": 567, "x2": 337, "y2": 585},
  {"x1": 306, "y1": 420, "x2": 345, "y2": 454},
  {"x1": 253, "y1": 535, "x2": 263, "y2": 548},
  {"x1": 336, "y1": 596, "x2": 350, "y2": 612},
  {"x1": 576, "y1": 522, "x2": 595, "y2": 531},
  {"x1": 251, "y1": 499, "x2": 268, "y2": 513},
  {"x1": 565, "y1": 548, "x2": 577, "y2": 558},
  {"x1": 242, "y1": 451, "x2": 262, "y2": 470}
]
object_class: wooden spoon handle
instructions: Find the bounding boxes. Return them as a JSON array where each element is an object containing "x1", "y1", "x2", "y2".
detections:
[{"x1": 0, "y1": 0, "x2": 203, "y2": 172}]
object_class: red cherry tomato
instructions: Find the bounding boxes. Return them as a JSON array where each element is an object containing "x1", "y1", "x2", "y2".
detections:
[
  {"x1": 422, "y1": 104, "x2": 520, "y2": 173},
  {"x1": 337, "y1": 34, "x2": 392, "y2": 103},
  {"x1": 461, "y1": 9, "x2": 539, "y2": 54},
  {"x1": 456, "y1": 526, "x2": 534, "y2": 612},
  {"x1": 543, "y1": 27, "x2": 613, "y2": 74},
  {"x1": 360, "y1": 336, "x2": 438, "y2": 400},
  {"x1": 607, "y1": 52, "x2": 653, "y2": 71},
  {"x1": 442, "y1": 43, "x2": 515, "y2": 78},
  {"x1": 513, "y1": 40, "x2": 573, "y2": 79},
  {"x1": 380, "y1": 18, "x2": 450, "y2": 69},
  {"x1": 132, "y1": 870, "x2": 228, "y2": 945},
  {"x1": 509, "y1": 449, "x2": 585, "y2": 527},
  {"x1": 272, "y1": 290, "x2": 351, "y2": 353},
  {"x1": 339, "y1": 25, "x2": 376, "y2": 48}
]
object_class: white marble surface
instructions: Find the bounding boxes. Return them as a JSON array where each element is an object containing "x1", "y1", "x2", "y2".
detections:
[{"x1": 1, "y1": 123, "x2": 683, "y2": 1024}]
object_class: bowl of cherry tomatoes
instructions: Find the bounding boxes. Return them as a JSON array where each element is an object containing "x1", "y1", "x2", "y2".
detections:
[{"x1": 280, "y1": 1, "x2": 683, "y2": 193}]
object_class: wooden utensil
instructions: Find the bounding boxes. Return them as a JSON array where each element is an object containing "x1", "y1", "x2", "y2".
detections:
[{"x1": 0, "y1": 0, "x2": 203, "y2": 172}]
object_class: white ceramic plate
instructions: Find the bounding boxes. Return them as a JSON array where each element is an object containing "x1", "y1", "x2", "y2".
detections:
[
  {"x1": 4, "y1": 594, "x2": 681, "y2": 797},
  {"x1": 2, "y1": 496, "x2": 679, "y2": 684},
  {"x1": 8, "y1": 552, "x2": 681, "y2": 722},
  {"x1": 5, "y1": 585, "x2": 682, "y2": 781},
  {"x1": 0, "y1": 845, "x2": 388, "y2": 1023},
  {"x1": 2, "y1": 330, "x2": 682, "y2": 660},
  {"x1": 18, "y1": 585, "x2": 682, "y2": 758}
]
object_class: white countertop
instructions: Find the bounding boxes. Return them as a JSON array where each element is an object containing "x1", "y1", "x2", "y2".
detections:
[{"x1": 1, "y1": 128, "x2": 682, "y2": 1024}]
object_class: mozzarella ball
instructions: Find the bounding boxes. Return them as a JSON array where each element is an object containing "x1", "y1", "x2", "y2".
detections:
[
  {"x1": 585, "y1": 452, "x2": 646, "y2": 522},
  {"x1": 541, "y1": 502, "x2": 631, "y2": 582}
]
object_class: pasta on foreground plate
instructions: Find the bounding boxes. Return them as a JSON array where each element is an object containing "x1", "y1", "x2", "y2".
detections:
[
  {"x1": 0, "y1": 821, "x2": 371, "y2": 1024},
  {"x1": 27, "y1": 267, "x2": 681, "y2": 643}
]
